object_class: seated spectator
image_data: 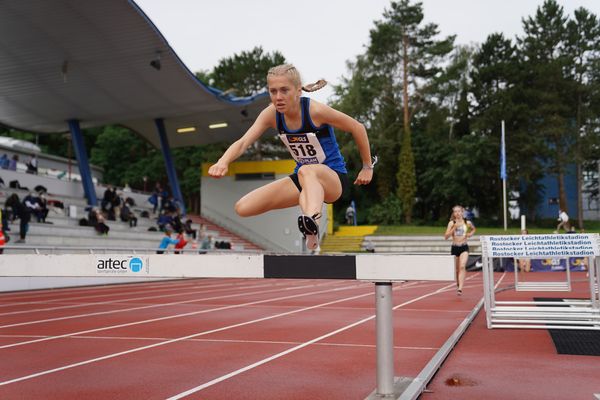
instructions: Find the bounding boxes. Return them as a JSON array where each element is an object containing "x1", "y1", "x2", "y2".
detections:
[
  {"x1": 200, "y1": 234, "x2": 213, "y2": 250},
  {"x1": 94, "y1": 210, "x2": 110, "y2": 235},
  {"x1": 8, "y1": 155, "x2": 18, "y2": 171},
  {"x1": 125, "y1": 197, "x2": 135, "y2": 207},
  {"x1": 345, "y1": 204, "x2": 355, "y2": 225},
  {"x1": 174, "y1": 230, "x2": 188, "y2": 254},
  {"x1": 157, "y1": 211, "x2": 173, "y2": 232},
  {"x1": 148, "y1": 192, "x2": 158, "y2": 214},
  {"x1": 88, "y1": 207, "x2": 99, "y2": 226},
  {"x1": 171, "y1": 212, "x2": 184, "y2": 233},
  {"x1": 34, "y1": 185, "x2": 47, "y2": 194},
  {"x1": 9, "y1": 180, "x2": 25, "y2": 190},
  {"x1": 120, "y1": 203, "x2": 138, "y2": 227},
  {"x1": 157, "y1": 227, "x2": 180, "y2": 254},
  {"x1": 0, "y1": 221, "x2": 5, "y2": 254},
  {"x1": 0, "y1": 153, "x2": 8, "y2": 169},
  {"x1": 159, "y1": 189, "x2": 169, "y2": 213},
  {"x1": 23, "y1": 192, "x2": 45, "y2": 223},
  {"x1": 1, "y1": 206, "x2": 9, "y2": 232},
  {"x1": 163, "y1": 195, "x2": 178, "y2": 214},
  {"x1": 365, "y1": 239, "x2": 375, "y2": 253},
  {"x1": 26, "y1": 155, "x2": 38, "y2": 174},
  {"x1": 0, "y1": 207, "x2": 10, "y2": 245},
  {"x1": 184, "y1": 219, "x2": 197, "y2": 240},
  {"x1": 112, "y1": 190, "x2": 123, "y2": 221},
  {"x1": 36, "y1": 194, "x2": 50, "y2": 223},
  {"x1": 5, "y1": 193, "x2": 30, "y2": 243},
  {"x1": 101, "y1": 186, "x2": 116, "y2": 219},
  {"x1": 123, "y1": 183, "x2": 132, "y2": 193},
  {"x1": 198, "y1": 223, "x2": 207, "y2": 240}
]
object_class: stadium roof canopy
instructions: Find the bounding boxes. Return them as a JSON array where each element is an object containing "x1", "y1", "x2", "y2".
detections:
[{"x1": 0, "y1": 0, "x2": 270, "y2": 148}]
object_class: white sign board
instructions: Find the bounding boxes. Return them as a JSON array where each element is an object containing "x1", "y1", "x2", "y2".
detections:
[{"x1": 481, "y1": 233, "x2": 600, "y2": 258}]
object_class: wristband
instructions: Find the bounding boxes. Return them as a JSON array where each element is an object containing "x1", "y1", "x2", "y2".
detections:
[{"x1": 362, "y1": 155, "x2": 378, "y2": 170}]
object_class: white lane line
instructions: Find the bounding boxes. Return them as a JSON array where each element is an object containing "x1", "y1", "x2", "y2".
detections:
[
  {"x1": 0, "y1": 334, "x2": 440, "y2": 351},
  {"x1": 0, "y1": 279, "x2": 300, "y2": 317},
  {"x1": 0, "y1": 281, "x2": 344, "y2": 348},
  {"x1": 0, "y1": 282, "x2": 387, "y2": 387},
  {"x1": 397, "y1": 308, "x2": 476, "y2": 313},
  {"x1": 0, "y1": 278, "x2": 218, "y2": 302},
  {"x1": 0, "y1": 279, "x2": 272, "y2": 308},
  {"x1": 0, "y1": 279, "x2": 333, "y2": 325},
  {"x1": 165, "y1": 281, "x2": 456, "y2": 399},
  {"x1": 0, "y1": 279, "x2": 209, "y2": 300},
  {"x1": 0, "y1": 281, "x2": 376, "y2": 349}
]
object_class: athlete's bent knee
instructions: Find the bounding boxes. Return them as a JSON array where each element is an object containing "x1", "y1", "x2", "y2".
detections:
[
  {"x1": 234, "y1": 199, "x2": 253, "y2": 217},
  {"x1": 297, "y1": 165, "x2": 318, "y2": 181}
]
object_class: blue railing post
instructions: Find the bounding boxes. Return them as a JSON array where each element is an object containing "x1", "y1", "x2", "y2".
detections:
[
  {"x1": 155, "y1": 118, "x2": 186, "y2": 215},
  {"x1": 68, "y1": 119, "x2": 97, "y2": 206}
]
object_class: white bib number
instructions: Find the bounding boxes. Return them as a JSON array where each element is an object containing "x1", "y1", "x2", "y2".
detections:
[{"x1": 279, "y1": 132, "x2": 326, "y2": 165}]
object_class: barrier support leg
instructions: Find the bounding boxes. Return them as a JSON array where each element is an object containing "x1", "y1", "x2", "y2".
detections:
[
  {"x1": 366, "y1": 282, "x2": 412, "y2": 399},
  {"x1": 376, "y1": 282, "x2": 394, "y2": 395}
]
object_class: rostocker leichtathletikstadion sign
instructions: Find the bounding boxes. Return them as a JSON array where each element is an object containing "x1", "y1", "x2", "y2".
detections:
[{"x1": 481, "y1": 233, "x2": 600, "y2": 258}]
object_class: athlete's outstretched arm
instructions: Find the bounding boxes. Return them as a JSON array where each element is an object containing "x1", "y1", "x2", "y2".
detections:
[
  {"x1": 208, "y1": 106, "x2": 275, "y2": 178},
  {"x1": 310, "y1": 101, "x2": 373, "y2": 185}
]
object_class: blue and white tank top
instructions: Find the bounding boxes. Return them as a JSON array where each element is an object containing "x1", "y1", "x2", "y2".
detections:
[{"x1": 276, "y1": 97, "x2": 347, "y2": 174}]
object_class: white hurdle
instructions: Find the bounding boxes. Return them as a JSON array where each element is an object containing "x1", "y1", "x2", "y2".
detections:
[
  {"x1": 0, "y1": 253, "x2": 454, "y2": 400},
  {"x1": 481, "y1": 234, "x2": 600, "y2": 330}
]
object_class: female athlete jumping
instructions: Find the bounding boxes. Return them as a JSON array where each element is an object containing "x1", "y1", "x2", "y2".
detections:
[{"x1": 208, "y1": 64, "x2": 375, "y2": 250}]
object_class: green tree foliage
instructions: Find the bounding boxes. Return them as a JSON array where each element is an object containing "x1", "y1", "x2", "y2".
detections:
[
  {"x1": 333, "y1": 0, "x2": 454, "y2": 224},
  {"x1": 7, "y1": 1, "x2": 600, "y2": 227},
  {"x1": 470, "y1": 33, "x2": 545, "y2": 222},
  {"x1": 86, "y1": 47, "x2": 287, "y2": 213},
  {"x1": 564, "y1": 7, "x2": 600, "y2": 228},
  {"x1": 197, "y1": 46, "x2": 287, "y2": 161},
  {"x1": 90, "y1": 125, "x2": 162, "y2": 187},
  {"x1": 508, "y1": 0, "x2": 600, "y2": 227},
  {"x1": 396, "y1": 125, "x2": 416, "y2": 222},
  {"x1": 204, "y1": 46, "x2": 285, "y2": 97},
  {"x1": 518, "y1": 0, "x2": 575, "y2": 213}
]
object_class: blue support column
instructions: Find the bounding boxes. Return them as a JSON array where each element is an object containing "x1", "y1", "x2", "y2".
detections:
[
  {"x1": 68, "y1": 119, "x2": 98, "y2": 206},
  {"x1": 155, "y1": 118, "x2": 186, "y2": 215}
]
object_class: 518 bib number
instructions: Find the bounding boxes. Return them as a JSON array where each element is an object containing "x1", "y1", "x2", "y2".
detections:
[{"x1": 279, "y1": 132, "x2": 326, "y2": 164}]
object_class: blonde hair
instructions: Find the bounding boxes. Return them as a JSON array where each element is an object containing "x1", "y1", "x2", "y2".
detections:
[
  {"x1": 451, "y1": 205, "x2": 464, "y2": 220},
  {"x1": 267, "y1": 63, "x2": 327, "y2": 92}
]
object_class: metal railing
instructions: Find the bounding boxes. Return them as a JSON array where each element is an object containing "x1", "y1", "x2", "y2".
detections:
[{"x1": 1, "y1": 245, "x2": 262, "y2": 255}]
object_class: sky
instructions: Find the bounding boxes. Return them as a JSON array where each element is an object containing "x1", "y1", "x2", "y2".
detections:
[{"x1": 135, "y1": 0, "x2": 600, "y2": 104}]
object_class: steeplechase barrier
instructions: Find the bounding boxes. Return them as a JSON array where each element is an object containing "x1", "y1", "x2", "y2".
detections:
[
  {"x1": 0, "y1": 253, "x2": 455, "y2": 399},
  {"x1": 481, "y1": 233, "x2": 600, "y2": 330}
]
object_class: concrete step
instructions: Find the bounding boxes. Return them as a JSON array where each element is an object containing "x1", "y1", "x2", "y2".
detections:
[
  {"x1": 365, "y1": 235, "x2": 481, "y2": 242},
  {"x1": 320, "y1": 235, "x2": 363, "y2": 253},
  {"x1": 335, "y1": 226, "x2": 378, "y2": 236},
  {"x1": 9, "y1": 234, "x2": 160, "y2": 249},
  {"x1": 361, "y1": 235, "x2": 482, "y2": 254},
  {"x1": 45, "y1": 212, "x2": 157, "y2": 229},
  {"x1": 187, "y1": 214, "x2": 263, "y2": 251},
  {"x1": 24, "y1": 222, "x2": 164, "y2": 241}
]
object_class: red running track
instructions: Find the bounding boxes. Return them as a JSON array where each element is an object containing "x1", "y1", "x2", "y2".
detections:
[
  {"x1": 422, "y1": 271, "x2": 600, "y2": 400},
  {"x1": 0, "y1": 274, "x2": 484, "y2": 399}
]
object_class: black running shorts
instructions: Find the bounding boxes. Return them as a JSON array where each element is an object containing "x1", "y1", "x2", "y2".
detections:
[{"x1": 288, "y1": 170, "x2": 349, "y2": 203}]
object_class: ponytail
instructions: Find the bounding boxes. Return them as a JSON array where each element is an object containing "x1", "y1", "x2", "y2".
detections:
[
  {"x1": 267, "y1": 63, "x2": 327, "y2": 92},
  {"x1": 302, "y1": 79, "x2": 328, "y2": 92}
]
